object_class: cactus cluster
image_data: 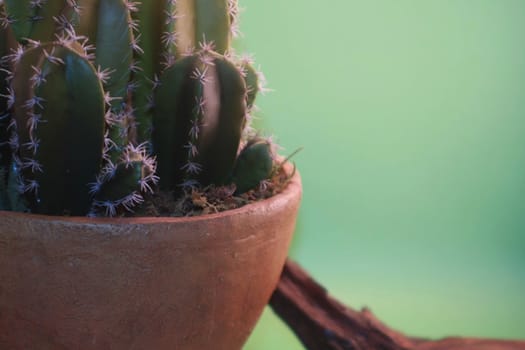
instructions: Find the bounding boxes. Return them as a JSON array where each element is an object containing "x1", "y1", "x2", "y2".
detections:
[{"x1": 0, "y1": 0, "x2": 273, "y2": 217}]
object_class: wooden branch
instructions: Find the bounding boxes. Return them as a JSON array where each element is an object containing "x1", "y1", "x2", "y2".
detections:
[{"x1": 269, "y1": 260, "x2": 525, "y2": 350}]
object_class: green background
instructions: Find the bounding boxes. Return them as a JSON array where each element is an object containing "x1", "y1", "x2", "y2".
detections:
[{"x1": 235, "y1": 1, "x2": 525, "y2": 348}]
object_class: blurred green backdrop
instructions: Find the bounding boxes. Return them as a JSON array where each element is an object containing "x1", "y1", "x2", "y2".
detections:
[{"x1": 235, "y1": 1, "x2": 525, "y2": 348}]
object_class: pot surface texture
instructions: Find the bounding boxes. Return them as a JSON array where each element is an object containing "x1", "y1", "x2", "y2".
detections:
[{"x1": 0, "y1": 167, "x2": 301, "y2": 350}]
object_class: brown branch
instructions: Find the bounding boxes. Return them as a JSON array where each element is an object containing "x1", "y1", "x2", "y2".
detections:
[{"x1": 269, "y1": 260, "x2": 525, "y2": 350}]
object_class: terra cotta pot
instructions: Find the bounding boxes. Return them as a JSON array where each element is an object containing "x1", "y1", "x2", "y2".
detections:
[{"x1": 0, "y1": 167, "x2": 301, "y2": 350}]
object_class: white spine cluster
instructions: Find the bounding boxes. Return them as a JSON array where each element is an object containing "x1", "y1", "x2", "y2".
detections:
[{"x1": 90, "y1": 143, "x2": 158, "y2": 217}]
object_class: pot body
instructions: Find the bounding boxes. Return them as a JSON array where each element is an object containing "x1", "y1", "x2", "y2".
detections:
[{"x1": 0, "y1": 171, "x2": 301, "y2": 350}]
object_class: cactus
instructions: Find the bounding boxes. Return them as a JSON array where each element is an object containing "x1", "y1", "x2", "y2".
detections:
[
  {"x1": 11, "y1": 42, "x2": 106, "y2": 215},
  {"x1": 76, "y1": 0, "x2": 135, "y2": 162},
  {"x1": 0, "y1": 0, "x2": 273, "y2": 217},
  {"x1": 231, "y1": 138, "x2": 274, "y2": 195},
  {"x1": 153, "y1": 51, "x2": 247, "y2": 190}
]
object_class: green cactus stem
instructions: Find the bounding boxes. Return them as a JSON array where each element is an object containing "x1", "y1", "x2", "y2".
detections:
[
  {"x1": 153, "y1": 51, "x2": 247, "y2": 190},
  {"x1": 4, "y1": 0, "x2": 74, "y2": 44},
  {"x1": 1, "y1": 161, "x2": 28, "y2": 212},
  {"x1": 79, "y1": 0, "x2": 134, "y2": 109},
  {"x1": 91, "y1": 143, "x2": 158, "y2": 216},
  {"x1": 12, "y1": 42, "x2": 105, "y2": 215},
  {"x1": 176, "y1": 0, "x2": 232, "y2": 55},
  {"x1": 2, "y1": 0, "x2": 35, "y2": 43},
  {"x1": 0, "y1": 162, "x2": 26, "y2": 211},
  {"x1": 231, "y1": 138, "x2": 273, "y2": 194},
  {"x1": 130, "y1": 0, "x2": 177, "y2": 146},
  {"x1": 0, "y1": 13, "x2": 20, "y2": 210},
  {"x1": 240, "y1": 58, "x2": 260, "y2": 112},
  {"x1": 0, "y1": 16, "x2": 16, "y2": 179},
  {"x1": 237, "y1": 57, "x2": 261, "y2": 135},
  {"x1": 0, "y1": 166, "x2": 8, "y2": 210},
  {"x1": 79, "y1": 0, "x2": 135, "y2": 162},
  {"x1": 28, "y1": 0, "x2": 68, "y2": 43}
]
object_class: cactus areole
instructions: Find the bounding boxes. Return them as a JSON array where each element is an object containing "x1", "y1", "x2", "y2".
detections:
[{"x1": 0, "y1": 1, "x2": 302, "y2": 349}]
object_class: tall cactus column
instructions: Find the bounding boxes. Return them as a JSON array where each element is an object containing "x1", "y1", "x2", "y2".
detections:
[
  {"x1": 153, "y1": 51, "x2": 247, "y2": 190},
  {"x1": 152, "y1": 0, "x2": 250, "y2": 191},
  {"x1": 11, "y1": 43, "x2": 106, "y2": 215},
  {"x1": 72, "y1": 0, "x2": 136, "y2": 162}
]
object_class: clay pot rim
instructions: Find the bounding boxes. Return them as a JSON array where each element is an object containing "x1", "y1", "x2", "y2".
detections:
[{"x1": 0, "y1": 162, "x2": 301, "y2": 225}]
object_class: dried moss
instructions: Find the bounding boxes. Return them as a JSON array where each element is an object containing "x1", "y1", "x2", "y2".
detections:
[{"x1": 131, "y1": 162, "x2": 295, "y2": 217}]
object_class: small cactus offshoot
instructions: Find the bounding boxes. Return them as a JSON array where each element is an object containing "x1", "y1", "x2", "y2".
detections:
[{"x1": 0, "y1": 0, "x2": 277, "y2": 217}]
